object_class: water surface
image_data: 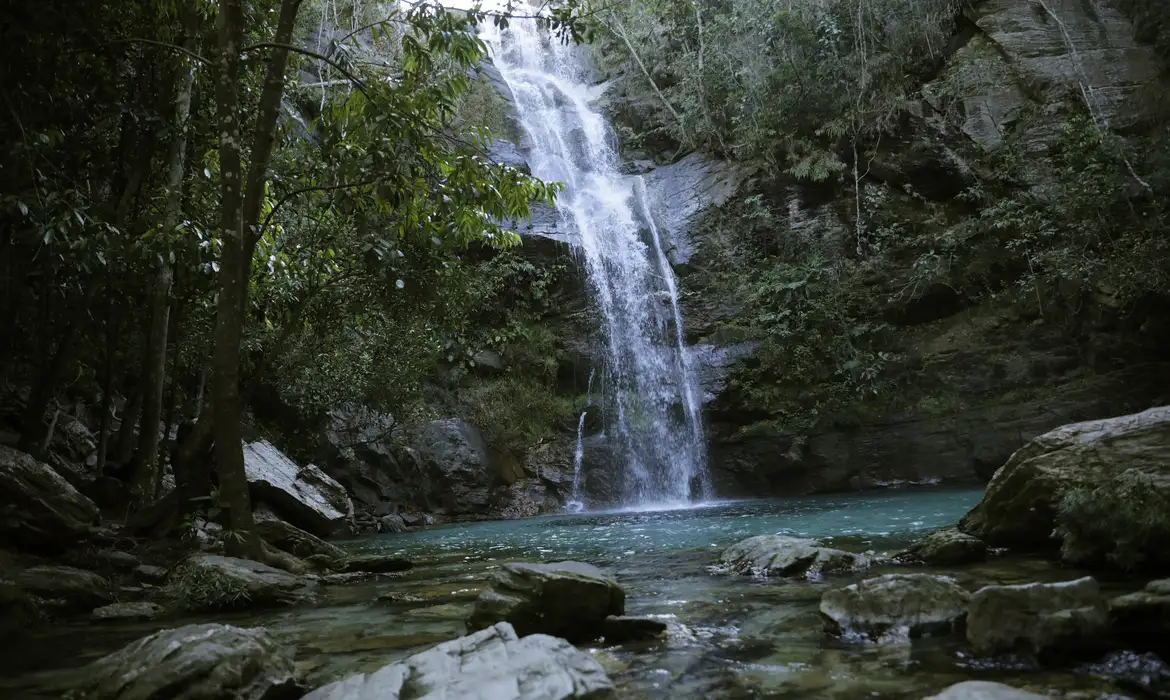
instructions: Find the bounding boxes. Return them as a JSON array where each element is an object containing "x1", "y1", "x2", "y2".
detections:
[{"x1": 2, "y1": 487, "x2": 1134, "y2": 698}]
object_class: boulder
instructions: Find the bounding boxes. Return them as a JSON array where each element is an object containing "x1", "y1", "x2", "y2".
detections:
[
  {"x1": 966, "y1": 577, "x2": 1108, "y2": 661},
  {"x1": 717, "y1": 535, "x2": 870, "y2": 579},
  {"x1": 253, "y1": 504, "x2": 346, "y2": 563},
  {"x1": 377, "y1": 514, "x2": 407, "y2": 533},
  {"x1": 72, "y1": 623, "x2": 302, "y2": 700},
  {"x1": 321, "y1": 404, "x2": 400, "y2": 509},
  {"x1": 303, "y1": 622, "x2": 614, "y2": 700},
  {"x1": 341, "y1": 554, "x2": 413, "y2": 574},
  {"x1": 602, "y1": 616, "x2": 668, "y2": 643},
  {"x1": 0, "y1": 445, "x2": 101, "y2": 551},
  {"x1": 170, "y1": 553, "x2": 317, "y2": 611},
  {"x1": 924, "y1": 681, "x2": 1046, "y2": 700},
  {"x1": 820, "y1": 574, "x2": 970, "y2": 642},
  {"x1": 901, "y1": 527, "x2": 987, "y2": 566},
  {"x1": 91, "y1": 601, "x2": 164, "y2": 622},
  {"x1": 960, "y1": 406, "x2": 1170, "y2": 550},
  {"x1": 243, "y1": 440, "x2": 353, "y2": 537},
  {"x1": 416, "y1": 419, "x2": 495, "y2": 514},
  {"x1": 16, "y1": 565, "x2": 113, "y2": 611},
  {"x1": 468, "y1": 561, "x2": 625, "y2": 642}
]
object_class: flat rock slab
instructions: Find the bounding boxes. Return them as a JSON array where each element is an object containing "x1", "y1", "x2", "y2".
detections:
[
  {"x1": 718, "y1": 535, "x2": 869, "y2": 579},
  {"x1": 469, "y1": 561, "x2": 625, "y2": 642},
  {"x1": 967, "y1": 576, "x2": 1107, "y2": 660},
  {"x1": 171, "y1": 554, "x2": 317, "y2": 611},
  {"x1": 303, "y1": 622, "x2": 614, "y2": 700},
  {"x1": 820, "y1": 573, "x2": 969, "y2": 642},
  {"x1": 91, "y1": 601, "x2": 165, "y2": 622},
  {"x1": 244, "y1": 440, "x2": 352, "y2": 537},
  {"x1": 16, "y1": 565, "x2": 112, "y2": 610},
  {"x1": 254, "y1": 504, "x2": 346, "y2": 563},
  {"x1": 72, "y1": 623, "x2": 302, "y2": 700}
]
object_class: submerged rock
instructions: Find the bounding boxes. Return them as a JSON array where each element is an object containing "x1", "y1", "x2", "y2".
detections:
[
  {"x1": 170, "y1": 553, "x2": 317, "y2": 611},
  {"x1": 901, "y1": 527, "x2": 987, "y2": 566},
  {"x1": 1080, "y1": 650, "x2": 1170, "y2": 698},
  {"x1": 820, "y1": 573, "x2": 970, "y2": 642},
  {"x1": 91, "y1": 601, "x2": 164, "y2": 622},
  {"x1": 0, "y1": 445, "x2": 101, "y2": 552},
  {"x1": 718, "y1": 535, "x2": 870, "y2": 579},
  {"x1": 966, "y1": 576, "x2": 1108, "y2": 661},
  {"x1": 1109, "y1": 578, "x2": 1170, "y2": 655},
  {"x1": 960, "y1": 406, "x2": 1170, "y2": 553},
  {"x1": 924, "y1": 681, "x2": 1046, "y2": 699},
  {"x1": 602, "y1": 616, "x2": 668, "y2": 643},
  {"x1": 244, "y1": 440, "x2": 353, "y2": 537},
  {"x1": 303, "y1": 622, "x2": 614, "y2": 700},
  {"x1": 16, "y1": 565, "x2": 112, "y2": 611},
  {"x1": 468, "y1": 561, "x2": 625, "y2": 642},
  {"x1": 72, "y1": 623, "x2": 302, "y2": 700},
  {"x1": 341, "y1": 554, "x2": 413, "y2": 574}
]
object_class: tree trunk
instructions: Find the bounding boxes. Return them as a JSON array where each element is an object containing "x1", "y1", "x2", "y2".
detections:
[
  {"x1": 212, "y1": 0, "x2": 259, "y2": 559},
  {"x1": 209, "y1": 0, "x2": 304, "y2": 559},
  {"x1": 130, "y1": 18, "x2": 196, "y2": 505},
  {"x1": 96, "y1": 295, "x2": 120, "y2": 477}
]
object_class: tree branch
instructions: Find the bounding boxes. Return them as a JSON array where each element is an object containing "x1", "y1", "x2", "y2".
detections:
[
  {"x1": 241, "y1": 42, "x2": 370, "y2": 97},
  {"x1": 104, "y1": 37, "x2": 211, "y2": 65}
]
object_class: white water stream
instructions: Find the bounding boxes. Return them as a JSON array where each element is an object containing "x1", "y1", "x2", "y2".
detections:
[{"x1": 483, "y1": 19, "x2": 710, "y2": 508}]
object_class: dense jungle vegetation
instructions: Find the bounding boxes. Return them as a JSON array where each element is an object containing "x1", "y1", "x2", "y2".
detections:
[{"x1": 0, "y1": 0, "x2": 590, "y2": 558}]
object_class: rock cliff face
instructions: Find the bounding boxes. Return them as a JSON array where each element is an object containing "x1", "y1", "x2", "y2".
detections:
[{"x1": 656, "y1": 0, "x2": 1170, "y2": 497}]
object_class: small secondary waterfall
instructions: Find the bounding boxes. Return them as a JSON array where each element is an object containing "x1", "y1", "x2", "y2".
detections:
[{"x1": 484, "y1": 18, "x2": 710, "y2": 507}]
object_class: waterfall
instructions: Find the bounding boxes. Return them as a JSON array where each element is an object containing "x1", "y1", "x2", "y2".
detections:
[{"x1": 484, "y1": 17, "x2": 710, "y2": 508}]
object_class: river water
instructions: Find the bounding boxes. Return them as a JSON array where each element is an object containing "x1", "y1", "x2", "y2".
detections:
[{"x1": 2, "y1": 485, "x2": 1136, "y2": 698}]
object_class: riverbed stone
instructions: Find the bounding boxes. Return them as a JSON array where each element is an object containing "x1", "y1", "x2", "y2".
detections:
[
  {"x1": 377, "y1": 514, "x2": 407, "y2": 533},
  {"x1": 924, "y1": 681, "x2": 1046, "y2": 700},
  {"x1": 303, "y1": 621, "x2": 614, "y2": 700},
  {"x1": 341, "y1": 554, "x2": 413, "y2": 574},
  {"x1": 718, "y1": 535, "x2": 870, "y2": 579},
  {"x1": 134, "y1": 564, "x2": 168, "y2": 583},
  {"x1": 602, "y1": 615, "x2": 668, "y2": 643},
  {"x1": 960, "y1": 406, "x2": 1170, "y2": 552},
  {"x1": 966, "y1": 576, "x2": 1108, "y2": 660},
  {"x1": 902, "y1": 527, "x2": 987, "y2": 566},
  {"x1": 820, "y1": 573, "x2": 970, "y2": 642},
  {"x1": 468, "y1": 561, "x2": 625, "y2": 642},
  {"x1": 0, "y1": 445, "x2": 101, "y2": 552},
  {"x1": 91, "y1": 601, "x2": 164, "y2": 622},
  {"x1": 170, "y1": 553, "x2": 317, "y2": 611},
  {"x1": 72, "y1": 623, "x2": 303, "y2": 700},
  {"x1": 244, "y1": 439, "x2": 353, "y2": 537},
  {"x1": 16, "y1": 565, "x2": 112, "y2": 611}
]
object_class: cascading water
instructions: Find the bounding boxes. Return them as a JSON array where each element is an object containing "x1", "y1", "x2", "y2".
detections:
[
  {"x1": 566, "y1": 368, "x2": 596, "y2": 513},
  {"x1": 483, "y1": 17, "x2": 711, "y2": 508}
]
